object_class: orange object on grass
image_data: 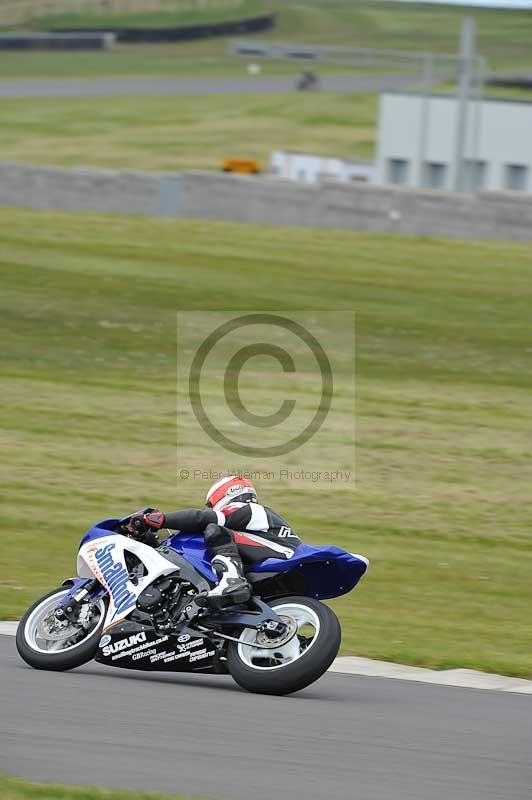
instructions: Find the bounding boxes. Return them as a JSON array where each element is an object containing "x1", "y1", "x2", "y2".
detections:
[{"x1": 222, "y1": 158, "x2": 261, "y2": 174}]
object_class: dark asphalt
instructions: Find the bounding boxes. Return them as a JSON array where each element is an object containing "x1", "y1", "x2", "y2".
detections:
[
  {"x1": 0, "y1": 73, "x2": 418, "y2": 98},
  {"x1": 1, "y1": 637, "x2": 530, "y2": 800}
]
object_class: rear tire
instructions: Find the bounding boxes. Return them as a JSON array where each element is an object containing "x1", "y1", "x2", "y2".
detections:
[
  {"x1": 16, "y1": 587, "x2": 107, "y2": 671},
  {"x1": 227, "y1": 596, "x2": 341, "y2": 695}
]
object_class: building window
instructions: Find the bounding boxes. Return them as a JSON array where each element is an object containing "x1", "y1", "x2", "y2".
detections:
[
  {"x1": 504, "y1": 164, "x2": 529, "y2": 191},
  {"x1": 387, "y1": 158, "x2": 410, "y2": 185},
  {"x1": 423, "y1": 162, "x2": 448, "y2": 190},
  {"x1": 463, "y1": 160, "x2": 486, "y2": 191}
]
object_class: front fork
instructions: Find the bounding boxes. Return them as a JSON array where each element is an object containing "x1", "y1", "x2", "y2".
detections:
[{"x1": 55, "y1": 577, "x2": 105, "y2": 624}]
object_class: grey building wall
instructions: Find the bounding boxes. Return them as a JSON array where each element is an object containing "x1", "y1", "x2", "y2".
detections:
[
  {"x1": 0, "y1": 162, "x2": 531, "y2": 240},
  {"x1": 376, "y1": 93, "x2": 532, "y2": 192}
]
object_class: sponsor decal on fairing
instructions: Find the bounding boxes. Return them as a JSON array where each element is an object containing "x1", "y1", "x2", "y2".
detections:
[
  {"x1": 101, "y1": 634, "x2": 169, "y2": 661},
  {"x1": 148, "y1": 644, "x2": 215, "y2": 665},
  {"x1": 176, "y1": 638, "x2": 204, "y2": 653},
  {"x1": 101, "y1": 631, "x2": 147, "y2": 657},
  {"x1": 90, "y1": 542, "x2": 137, "y2": 615},
  {"x1": 189, "y1": 647, "x2": 216, "y2": 662}
]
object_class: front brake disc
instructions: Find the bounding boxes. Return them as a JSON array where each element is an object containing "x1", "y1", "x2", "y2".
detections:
[{"x1": 36, "y1": 611, "x2": 80, "y2": 642}]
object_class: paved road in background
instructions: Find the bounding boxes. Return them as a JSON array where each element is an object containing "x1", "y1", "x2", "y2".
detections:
[
  {"x1": 1, "y1": 636, "x2": 530, "y2": 800},
  {"x1": 0, "y1": 73, "x2": 419, "y2": 97}
]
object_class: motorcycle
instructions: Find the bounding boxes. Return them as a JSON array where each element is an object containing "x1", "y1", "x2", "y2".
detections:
[
  {"x1": 295, "y1": 70, "x2": 320, "y2": 92},
  {"x1": 16, "y1": 510, "x2": 369, "y2": 695}
]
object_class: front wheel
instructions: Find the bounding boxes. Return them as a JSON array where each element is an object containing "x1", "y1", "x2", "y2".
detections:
[
  {"x1": 227, "y1": 596, "x2": 341, "y2": 695},
  {"x1": 16, "y1": 587, "x2": 108, "y2": 671}
]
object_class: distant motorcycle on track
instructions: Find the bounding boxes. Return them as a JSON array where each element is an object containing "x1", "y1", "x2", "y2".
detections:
[
  {"x1": 16, "y1": 511, "x2": 368, "y2": 695},
  {"x1": 295, "y1": 70, "x2": 321, "y2": 91}
]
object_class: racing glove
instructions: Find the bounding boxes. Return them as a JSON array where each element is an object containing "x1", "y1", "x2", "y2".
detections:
[{"x1": 127, "y1": 509, "x2": 165, "y2": 547}]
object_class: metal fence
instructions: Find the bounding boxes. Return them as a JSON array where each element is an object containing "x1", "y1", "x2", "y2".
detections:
[
  {"x1": 0, "y1": 0, "x2": 241, "y2": 26},
  {"x1": 232, "y1": 39, "x2": 471, "y2": 79}
]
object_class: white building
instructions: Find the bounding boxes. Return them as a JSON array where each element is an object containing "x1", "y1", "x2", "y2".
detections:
[
  {"x1": 270, "y1": 151, "x2": 375, "y2": 184},
  {"x1": 375, "y1": 92, "x2": 532, "y2": 192}
]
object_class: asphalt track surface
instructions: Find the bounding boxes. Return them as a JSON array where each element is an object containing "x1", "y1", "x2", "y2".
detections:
[
  {"x1": 0, "y1": 73, "x2": 418, "y2": 98},
  {"x1": 1, "y1": 636, "x2": 531, "y2": 800}
]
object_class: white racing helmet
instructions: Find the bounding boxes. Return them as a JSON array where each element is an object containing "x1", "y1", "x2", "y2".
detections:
[{"x1": 205, "y1": 476, "x2": 257, "y2": 513}]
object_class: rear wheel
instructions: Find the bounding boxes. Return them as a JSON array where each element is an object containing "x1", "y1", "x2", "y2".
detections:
[
  {"x1": 227, "y1": 596, "x2": 341, "y2": 695},
  {"x1": 16, "y1": 587, "x2": 107, "y2": 671}
]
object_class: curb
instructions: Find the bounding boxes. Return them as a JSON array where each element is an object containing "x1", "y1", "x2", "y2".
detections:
[
  {"x1": 328, "y1": 656, "x2": 532, "y2": 694},
  {"x1": 2, "y1": 622, "x2": 531, "y2": 694},
  {"x1": 0, "y1": 622, "x2": 18, "y2": 636}
]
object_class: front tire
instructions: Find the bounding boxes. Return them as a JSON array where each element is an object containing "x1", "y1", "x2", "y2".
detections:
[
  {"x1": 16, "y1": 587, "x2": 108, "y2": 671},
  {"x1": 227, "y1": 596, "x2": 341, "y2": 695}
]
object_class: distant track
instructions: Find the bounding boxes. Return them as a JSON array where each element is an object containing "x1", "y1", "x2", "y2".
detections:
[
  {"x1": 1, "y1": 635, "x2": 531, "y2": 800},
  {"x1": 0, "y1": 73, "x2": 418, "y2": 98}
]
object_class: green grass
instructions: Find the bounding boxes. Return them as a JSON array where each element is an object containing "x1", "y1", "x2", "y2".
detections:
[
  {"x1": 31, "y1": 0, "x2": 265, "y2": 30},
  {"x1": 0, "y1": 1, "x2": 531, "y2": 78},
  {"x1": 1, "y1": 207, "x2": 532, "y2": 678},
  {"x1": 0, "y1": 773, "x2": 202, "y2": 800},
  {"x1": 270, "y1": 0, "x2": 532, "y2": 70},
  {"x1": 0, "y1": 93, "x2": 377, "y2": 170},
  {"x1": 485, "y1": 85, "x2": 532, "y2": 102},
  {"x1": 0, "y1": 43, "x2": 371, "y2": 79}
]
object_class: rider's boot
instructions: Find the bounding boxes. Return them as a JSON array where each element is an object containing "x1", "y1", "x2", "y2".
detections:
[{"x1": 207, "y1": 554, "x2": 251, "y2": 607}]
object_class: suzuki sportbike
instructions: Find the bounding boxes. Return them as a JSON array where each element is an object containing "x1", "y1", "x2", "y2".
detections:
[{"x1": 17, "y1": 511, "x2": 368, "y2": 695}]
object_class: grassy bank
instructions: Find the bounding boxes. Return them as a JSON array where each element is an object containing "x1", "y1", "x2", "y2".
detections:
[
  {"x1": 0, "y1": 773, "x2": 201, "y2": 800},
  {"x1": 0, "y1": 45, "x2": 372, "y2": 79},
  {"x1": 0, "y1": 93, "x2": 377, "y2": 170},
  {"x1": 0, "y1": 1, "x2": 531, "y2": 78},
  {"x1": 31, "y1": 0, "x2": 265, "y2": 30},
  {"x1": 1, "y1": 208, "x2": 531, "y2": 677},
  {"x1": 271, "y1": 0, "x2": 532, "y2": 70}
]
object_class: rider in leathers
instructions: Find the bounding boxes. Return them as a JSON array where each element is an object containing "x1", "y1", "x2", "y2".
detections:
[{"x1": 128, "y1": 476, "x2": 301, "y2": 605}]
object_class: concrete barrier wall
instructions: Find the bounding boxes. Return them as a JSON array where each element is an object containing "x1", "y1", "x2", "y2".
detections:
[
  {"x1": 181, "y1": 172, "x2": 532, "y2": 240},
  {"x1": 1, "y1": 162, "x2": 531, "y2": 240},
  {"x1": 0, "y1": 163, "x2": 163, "y2": 215}
]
